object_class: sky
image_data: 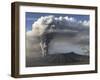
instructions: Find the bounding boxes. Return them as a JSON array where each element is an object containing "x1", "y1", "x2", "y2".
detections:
[
  {"x1": 26, "y1": 12, "x2": 90, "y2": 56},
  {"x1": 25, "y1": 12, "x2": 89, "y2": 31}
]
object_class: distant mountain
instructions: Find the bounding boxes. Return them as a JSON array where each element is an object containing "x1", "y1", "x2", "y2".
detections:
[{"x1": 26, "y1": 52, "x2": 89, "y2": 67}]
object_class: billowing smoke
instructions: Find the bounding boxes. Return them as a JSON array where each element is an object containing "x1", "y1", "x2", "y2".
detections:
[{"x1": 26, "y1": 15, "x2": 89, "y2": 58}]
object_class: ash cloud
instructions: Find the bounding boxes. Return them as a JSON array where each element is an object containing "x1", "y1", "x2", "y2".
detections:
[{"x1": 26, "y1": 15, "x2": 89, "y2": 58}]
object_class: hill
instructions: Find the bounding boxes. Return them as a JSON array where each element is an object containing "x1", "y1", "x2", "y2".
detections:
[{"x1": 26, "y1": 52, "x2": 89, "y2": 67}]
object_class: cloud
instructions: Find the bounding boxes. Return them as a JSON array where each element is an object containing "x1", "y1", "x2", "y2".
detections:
[
  {"x1": 26, "y1": 15, "x2": 89, "y2": 57},
  {"x1": 26, "y1": 31, "x2": 42, "y2": 58}
]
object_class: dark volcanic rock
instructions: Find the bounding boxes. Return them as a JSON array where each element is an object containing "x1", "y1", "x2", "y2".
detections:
[{"x1": 26, "y1": 52, "x2": 89, "y2": 67}]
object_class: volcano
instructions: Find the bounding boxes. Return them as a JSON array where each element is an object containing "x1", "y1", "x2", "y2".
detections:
[{"x1": 26, "y1": 52, "x2": 89, "y2": 67}]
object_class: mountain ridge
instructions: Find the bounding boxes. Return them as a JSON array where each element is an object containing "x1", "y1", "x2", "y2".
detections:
[{"x1": 26, "y1": 52, "x2": 89, "y2": 67}]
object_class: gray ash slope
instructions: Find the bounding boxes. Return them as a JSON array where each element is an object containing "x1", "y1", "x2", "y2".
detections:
[{"x1": 26, "y1": 52, "x2": 89, "y2": 67}]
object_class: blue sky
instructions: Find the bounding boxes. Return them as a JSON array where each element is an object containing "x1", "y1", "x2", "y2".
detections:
[{"x1": 25, "y1": 12, "x2": 89, "y2": 31}]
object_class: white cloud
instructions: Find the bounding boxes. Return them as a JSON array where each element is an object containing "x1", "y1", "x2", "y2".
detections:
[{"x1": 82, "y1": 20, "x2": 90, "y2": 26}]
